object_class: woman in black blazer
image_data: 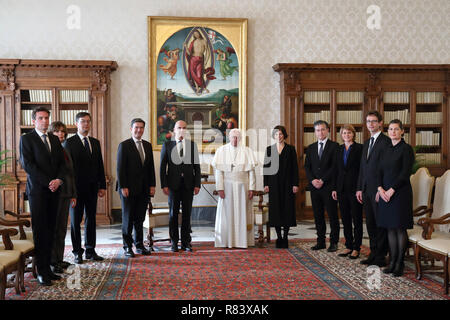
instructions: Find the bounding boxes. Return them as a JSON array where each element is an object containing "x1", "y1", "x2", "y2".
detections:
[
  {"x1": 332, "y1": 125, "x2": 363, "y2": 259},
  {"x1": 376, "y1": 119, "x2": 414, "y2": 277},
  {"x1": 264, "y1": 125, "x2": 299, "y2": 248}
]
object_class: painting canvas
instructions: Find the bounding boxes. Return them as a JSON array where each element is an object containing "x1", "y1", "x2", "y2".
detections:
[{"x1": 148, "y1": 17, "x2": 247, "y2": 151}]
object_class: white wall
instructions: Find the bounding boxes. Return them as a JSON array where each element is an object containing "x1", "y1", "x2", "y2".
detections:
[{"x1": 1, "y1": 0, "x2": 449, "y2": 208}]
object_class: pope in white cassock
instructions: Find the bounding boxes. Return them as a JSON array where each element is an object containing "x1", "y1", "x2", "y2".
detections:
[{"x1": 211, "y1": 129, "x2": 258, "y2": 248}]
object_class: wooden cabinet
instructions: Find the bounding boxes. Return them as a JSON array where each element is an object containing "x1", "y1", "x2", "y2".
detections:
[
  {"x1": 273, "y1": 64, "x2": 450, "y2": 220},
  {"x1": 0, "y1": 59, "x2": 118, "y2": 224}
]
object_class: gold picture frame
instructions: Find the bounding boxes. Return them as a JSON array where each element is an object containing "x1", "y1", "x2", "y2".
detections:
[{"x1": 148, "y1": 16, "x2": 248, "y2": 152}]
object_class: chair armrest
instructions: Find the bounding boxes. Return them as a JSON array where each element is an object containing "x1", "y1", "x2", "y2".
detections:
[
  {"x1": 0, "y1": 228, "x2": 18, "y2": 250},
  {"x1": 0, "y1": 217, "x2": 31, "y2": 240},
  {"x1": 252, "y1": 191, "x2": 268, "y2": 211},
  {"x1": 417, "y1": 213, "x2": 450, "y2": 240},
  {"x1": 413, "y1": 206, "x2": 432, "y2": 218},
  {"x1": 5, "y1": 210, "x2": 31, "y2": 219}
]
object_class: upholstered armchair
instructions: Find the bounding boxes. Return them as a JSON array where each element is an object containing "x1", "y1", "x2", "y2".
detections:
[
  {"x1": 414, "y1": 170, "x2": 450, "y2": 294},
  {"x1": 407, "y1": 168, "x2": 435, "y2": 255},
  {"x1": 0, "y1": 227, "x2": 23, "y2": 299},
  {"x1": 0, "y1": 215, "x2": 35, "y2": 292}
]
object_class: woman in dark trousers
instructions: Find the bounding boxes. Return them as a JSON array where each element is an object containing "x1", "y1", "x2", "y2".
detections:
[
  {"x1": 49, "y1": 121, "x2": 77, "y2": 273},
  {"x1": 376, "y1": 119, "x2": 414, "y2": 277},
  {"x1": 332, "y1": 125, "x2": 363, "y2": 259},
  {"x1": 264, "y1": 125, "x2": 299, "y2": 248}
]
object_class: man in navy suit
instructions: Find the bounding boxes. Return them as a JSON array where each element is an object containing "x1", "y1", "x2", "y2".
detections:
[
  {"x1": 64, "y1": 112, "x2": 106, "y2": 264},
  {"x1": 20, "y1": 107, "x2": 66, "y2": 286},
  {"x1": 160, "y1": 120, "x2": 201, "y2": 252},
  {"x1": 116, "y1": 118, "x2": 156, "y2": 257},
  {"x1": 304, "y1": 120, "x2": 340, "y2": 252}
]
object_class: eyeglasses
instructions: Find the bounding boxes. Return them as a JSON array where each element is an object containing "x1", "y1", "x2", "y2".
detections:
[{"x1": 366, "y1": 120, "x2": 379, "y2": 124}]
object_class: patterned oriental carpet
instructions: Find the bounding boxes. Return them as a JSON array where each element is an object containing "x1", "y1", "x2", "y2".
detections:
[{"x1": 5, "y1": 240, "x2": 449, "y2": 300}]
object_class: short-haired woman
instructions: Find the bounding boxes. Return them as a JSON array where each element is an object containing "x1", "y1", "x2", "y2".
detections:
[
  {"x1": 263, "y1": 125, "x2": 299, "y2": 248},
  {"x1": 332, "y1": 125, "x2": 363, "y2": 259},
  {"x1": 376, "y1": 119, "x2": 414, "y2": 277}
]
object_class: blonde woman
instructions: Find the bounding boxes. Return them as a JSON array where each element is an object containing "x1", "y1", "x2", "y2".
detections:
[{"x1": 332, "y1": 125, "x2": 363, "y2": 259}]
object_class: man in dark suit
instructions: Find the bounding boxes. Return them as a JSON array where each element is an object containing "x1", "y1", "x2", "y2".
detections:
[
  {"x1": 116, "y1": 118, "x2": 156, "y2": 257},
  {"x1": 160, "y1": 120, "x2": 201, "y2": 252},
  {"x1": 304, "y1": 120, "x2": 340, "y2": 252},
  {"x1": 357, "y1": 111, "x2": 391, "y2": 267},
  {"x1": 19, "y1": 107, "x2": 66, "y2": 286},
  {"x1": 64, "y1": 112, "x2": 106, "y2": 264}
]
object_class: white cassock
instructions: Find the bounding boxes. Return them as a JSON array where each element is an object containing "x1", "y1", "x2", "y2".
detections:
[{"x1": 211, "y1": 143, "x2": 258, "y2": 248}]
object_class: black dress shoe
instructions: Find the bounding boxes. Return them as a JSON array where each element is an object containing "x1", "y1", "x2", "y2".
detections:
[
  {"x1": 275, "y1": 239, "x2": 282, "y2": 248},
  {"x1": 74, "y1": 253, "x2": 83, "y2": 264},
  {"x1": 59, "y1": 261, "x2": 72, "y2": 269},
  {"x1": 338, "y1": 250, "x2": 352, "y2": 257},
  {"x1": 311, "y1": 243, "x2": 326, "y2": 250},
  {"x1": 349, "y1": 251, "x2": 360, "y2": 260},
  {"x1": 393, "y1": 262, "x2": 404, "y2": 277},
  {"x1": 85, "y1": 252, "x2": 104, "y2": 261},
  {"x1": 373, "y1": 258, "x2": 387, "y2": 267},
  {"x1": 171, "y1": 244, "x2": 179, "y2": 252},
  {"x1": 181, "y1": 244, "x2": 193, "y2": 252},
  {"x1": 37, "y1": 275, "x2": 52, "y2": 286},
  {"x1": 383, "y1": 264, "x2": 396, "y2": 274},
  {"x1": 136, "y1": 247, "x2": 151, "y2": 255},
  {"x1": 51, "y1": 264, "x2": 64, "y2": 274},
  {"x1": 124, "y1": 247, "x2": 135, "y2": 257},
  {"x1": 283, "y1": 238, "x2": 289, "y2": 249},
  {"x1": 47, "y1": 272, "x2": 62, "y2": 281},
  {"x1": 327, "y1": 243, "x2": 338, "y2": 252},
  {"x1": 360, "y1": 254, "x2": 376, "y2": 265}
]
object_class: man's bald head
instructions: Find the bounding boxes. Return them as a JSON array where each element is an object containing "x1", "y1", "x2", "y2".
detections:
[{"x1": 174, "y1": 120, "x2": 187, "y2": 140}]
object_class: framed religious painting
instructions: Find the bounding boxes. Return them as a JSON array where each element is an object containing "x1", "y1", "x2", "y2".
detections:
[{"x1": 148, "y1": 16, "x2": 248, "y2": 152}]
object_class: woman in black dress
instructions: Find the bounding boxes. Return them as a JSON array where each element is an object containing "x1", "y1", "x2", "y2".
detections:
[
  {"x1": 376, "y1": 119, "x2": 414, "y2": 277},
  {"x1": 264, "y1": 125, "x2": 299, "y2": 248},
  {"x1": 331, "y1": 125, "x2": 363, "y2": 259}
]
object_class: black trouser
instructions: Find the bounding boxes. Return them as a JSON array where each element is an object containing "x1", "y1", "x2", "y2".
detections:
[
  {"x1": 338, "y1": 190, "x2": 363, "y2": 251},
  {"x1": 51, "y1": 197, "x2": 70, "y2": 265},
  {"x1": 363, "y1": 190, "x2": 388, "y2": 259},
  {"x1": 121, "y1": 193, "x2": 150, "y2": 249},
  {"x1": 168, "y1": 185, "x2": 193, "y2": 246},
  {"x1": 311, "y1": 187, "x2": 340, "y2": 245},
  {"x1": 70, "y1": 189, "x2": 98, "y2": 255},
  {"x1": 28, "y1": 190, "x2": 59, "y2": 276}
]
